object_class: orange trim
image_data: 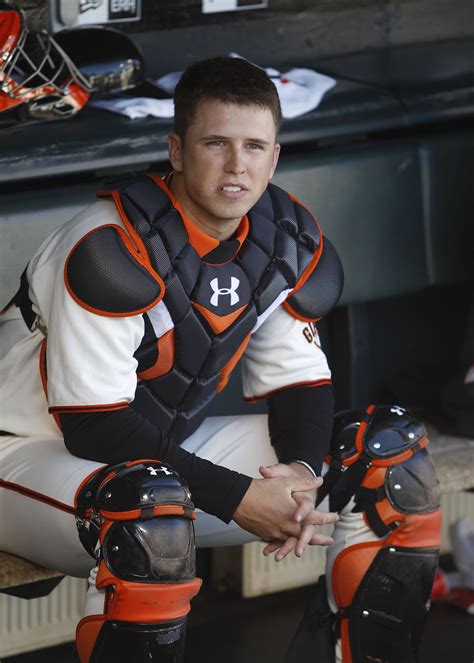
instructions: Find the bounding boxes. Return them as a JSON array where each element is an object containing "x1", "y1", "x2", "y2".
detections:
[
  {"x1": 64, "y1": 224, "x2": 165, "y2": 318},
  {"x1": 138, "y1": 329, "x2": 175, "y2": 380},
  {"x1": 332, "y1": 539, "x2": 383, "y2": 608},
  {"x1": 49, "y1": 402, "x2": 128, "y2": 414},
  {"x1": 111, "y1": 190, "x2": 149, "y2": 259},
  {"x1": 76, "y1": 614, "x2": 106, "y2": 663},
  {"x1": 375, "y1": 497, "x2": 403, "y2": 528},
  {"x1": 340, "y1": 619, "x2": 353, "y2": 663},
  {"x1": 192, "y1": 301, "x2": 247, "y2": 334},
  {"x1": 100, "y1": 504, "x2": 195, "y2": 521},
  {"x1": 244, "y1": 379, "x2": 332, "y2": 403},
  {"x1": 369, "y1": 436, "x2": 429, "y2": 467},
  {"x1": 283, "y1": 299, "x2": 323, "y2": 323},
  {"x1": 360, "y1": 465, "x2": 386, "y2": 489},
  {"x1": 217, "y1": 333, "x2": 251, "y2": 393},
  {"x1": 286, "y1": 193, "x2": 324, "y2": 296},
  {"x1": 354, "y1": 404, "x2": 376, "y2": 454},
  {"x1": 96, "y1": 561, "x2": 202, "y2": 622},
  {"x1": 386, "y1": 510, "x2": 442, "y2": 549}
]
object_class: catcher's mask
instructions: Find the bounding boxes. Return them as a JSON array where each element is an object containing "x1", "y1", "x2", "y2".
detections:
[{"x1": 0, "y1": 3, "x2": 144, "y2": 125}]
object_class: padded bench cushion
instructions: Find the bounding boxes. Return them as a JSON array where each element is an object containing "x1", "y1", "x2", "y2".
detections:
[{"x1": 0, "y1": 551, "x2": 63, "y2": 591}]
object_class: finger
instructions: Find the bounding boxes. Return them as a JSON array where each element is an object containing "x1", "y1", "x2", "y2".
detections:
[
  {"x1": 308, "y1": 533, "x2": 334, "y2": 546},
  {"x1": 295, "y1": 524, "x2": 316, "y2": 557},
  {"x1": 275, "y1": 537, "x2": 298, "y2": 562},
  {"x1": 263, "y1": 541, "x2": 282, "y2": 556},
  {"x1": 300, "y1": 510, "x2": 339, "y2": 526},
  {"x1": 294, "y1": 495, "x2": 316, "y2": 523}
]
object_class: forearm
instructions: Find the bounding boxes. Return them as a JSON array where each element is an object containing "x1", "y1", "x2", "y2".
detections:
[
  {"x1": 60, "y1": 408, "x2": 251, "y2": 523},
  {"x1": 268, "y1": 384, "x2": 335, "y2": 475}
]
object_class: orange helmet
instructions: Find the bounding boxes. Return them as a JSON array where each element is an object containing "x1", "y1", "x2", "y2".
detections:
[{"x1": 0, "y1": 3, "x2": 92, "y2": 123}]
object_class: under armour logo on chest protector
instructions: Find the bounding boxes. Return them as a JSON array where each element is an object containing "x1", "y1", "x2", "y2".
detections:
[
  {"x1": 210, "y1": 277, "x2": 240, "y2": 307},
  {"x1": 192, "y1": 263, "x2": 251, "y2": 333}
]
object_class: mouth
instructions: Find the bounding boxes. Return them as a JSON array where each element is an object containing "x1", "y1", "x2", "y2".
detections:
[{"x1": 219, "y1": 183, "x2": 248, "y2": 197}]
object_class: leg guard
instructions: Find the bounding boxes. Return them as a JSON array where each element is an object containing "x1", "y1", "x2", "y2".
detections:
[
  {"x1": 329, "y1": 405, "x2": 441, "y2": 663},
  {"x1": 289, "y1": 405, "x2": 442, "y2": 663},
  {"x1": 74, "y1": 460, "x2": 202, "y2": 663}
]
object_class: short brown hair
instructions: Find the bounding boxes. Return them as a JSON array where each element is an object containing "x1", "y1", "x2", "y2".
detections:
[{"x1": 173, "y1": 56, "x2": 282, "y2": 140}]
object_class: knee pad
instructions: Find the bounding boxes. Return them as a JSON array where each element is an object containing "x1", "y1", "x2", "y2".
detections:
[
  {"x1": 319, "y1": 405, "x2": 442, "y2": 663},
  {"x1": 74, "y1": 460, "x2": 201, "y2": 663}
]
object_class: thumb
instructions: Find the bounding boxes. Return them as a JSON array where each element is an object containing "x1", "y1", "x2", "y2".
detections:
[{"x1": 259, "y1": 464, "x2": 280, "y2": 478}]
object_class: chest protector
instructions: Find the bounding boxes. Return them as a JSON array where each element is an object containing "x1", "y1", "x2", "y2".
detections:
[{"x1": 65, "y1": 173, "x2": 342, "y2": 443}]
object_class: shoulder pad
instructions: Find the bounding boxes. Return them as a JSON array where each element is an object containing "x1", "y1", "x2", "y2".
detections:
[
  {"x1": 285, "y1": 237, "x2": 344, "y2": 321},
  {"x1": 65, "y1": 224, "x2": 164, "y2": 316}
]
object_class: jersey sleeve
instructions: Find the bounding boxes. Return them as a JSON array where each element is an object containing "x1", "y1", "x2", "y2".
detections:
[
  {"x1": 46, "y1": 278, "x2": 145, "y2": 413},
  {"x1": 241, "y1": 303, "x2": 331, "y2": 401}
]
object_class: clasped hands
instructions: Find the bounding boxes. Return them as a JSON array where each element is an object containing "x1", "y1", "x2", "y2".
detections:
[{"x1": 233, "y1": 462, "x2": 339, "y2": 562}]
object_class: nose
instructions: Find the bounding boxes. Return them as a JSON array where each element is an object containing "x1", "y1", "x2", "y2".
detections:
[{"x1": 225, "y1": 147, "x2": 245, "y2": 175}]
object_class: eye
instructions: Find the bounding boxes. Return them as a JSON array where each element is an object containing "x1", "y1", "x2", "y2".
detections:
[
  {"x1": 207, "y1": 140, "x2": 225, "y2": 147},
  {"x1": 247, "y1": 142, "x2": 264, "y2": 150}
]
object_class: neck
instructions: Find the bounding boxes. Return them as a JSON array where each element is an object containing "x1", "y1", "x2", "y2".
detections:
[{"x1": 169, "y1": 173, "x2": 240, "y2": 241}]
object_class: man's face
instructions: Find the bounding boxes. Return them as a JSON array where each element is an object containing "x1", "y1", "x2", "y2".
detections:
[{"x1": 168, "y1": 99, "x2": 280, "y2": 238}]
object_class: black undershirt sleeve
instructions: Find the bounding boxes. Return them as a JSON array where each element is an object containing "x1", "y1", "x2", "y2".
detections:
[
  {"x1": 268, "y1": 384, "x2": 335, "y2": 476},
  {"x1": 59, "y1": 408, "x2": 252, "y2": 524}
]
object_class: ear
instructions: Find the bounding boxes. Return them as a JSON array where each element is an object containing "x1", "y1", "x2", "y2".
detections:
[
  {"x1": 168, "y1": 133, "x2": 183, "y2": 173},
  {"x1": 269, "y1": 142, "x2": 281, "y2": 180}
]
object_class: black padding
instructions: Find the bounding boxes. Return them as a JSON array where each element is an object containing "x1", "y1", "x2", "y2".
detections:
[
  {"x1": 363, "y1": 405, "x2": 427, "y2": 459},
  {"x1": 173, "y1": 308, "x2": 211, "y2": 375},
  {"x1": 386, "y1": 450, "x2": 441, "y2": 515},
  {"x1": 286, "y1": 237, "x2": 344, "y2": 321},
  {"x1": 132, "y1": 383, "x2": 176, "y2": 434},
  {"x1": 90, "y1": 618, "x2": 187, "y2": 663},
  {"x1": 202, "y1": 238, "x2": 241, "y2": 264},
  {"x1": 349, "y1": 545, "x2": 438, "y2": 662},
  {"x1": 255, "y1": 266, "x2": 291, "y2": 315},
  {"x1": 246, "y1": 208, "x2": 277, "y2": 256},
  {"x1": 134, "y1": 314, "x2": 158, "y2": 372},
  {"x1": 330, "y1": 410, "x2": 360, "y2": 460},
  {"x1": 162, "y1": 271, "x2": 191, "y2": 321},
  {"x1": 236, "y1": 240, "x2": 272, "y2": 289},
  {"x1": 179, "y1": 373, "x2": 221, "y2": 410},
  {"x1": 66, "y1": 226, "x2": 162, "y2": 315},
  {"x1": 155, "y1": 209, "x2": 189, "y2": 261},
  {"x1": 173, "y1": 244, "x2": 202, "y2": 296},
  {"x1": 147, "y1": 367, "x2": 194, "y2": 407},
  {"x1": 122, "y1": 178, "x2": 172, "y2": 227}
]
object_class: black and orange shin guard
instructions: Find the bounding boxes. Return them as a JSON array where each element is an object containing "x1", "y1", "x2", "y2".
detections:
[
  {"x1": 74, "y1": 460, "x2": 201, "y2": 663},
  {"x1": 287, "y1": 405, "x2": 441, "y2": 663}
]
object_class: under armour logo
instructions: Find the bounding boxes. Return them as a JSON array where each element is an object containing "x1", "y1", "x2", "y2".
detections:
[
  {"x1": 147, "y1": 466, "x2": 173, "y2": 476},
  {"x1": 210, "y1": 277, "x2": 240, "y2": 307},
  {"x1": 390, "y1": 406, "x2": 405, "y2": 416}
]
